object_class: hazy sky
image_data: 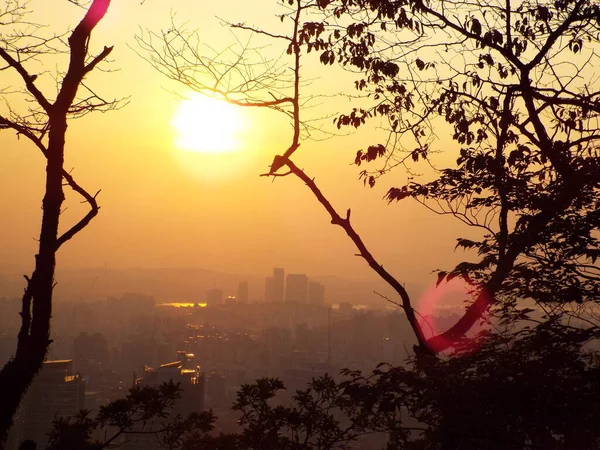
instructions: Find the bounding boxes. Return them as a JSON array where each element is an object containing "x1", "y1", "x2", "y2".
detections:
[{"x1": 0, "y1": 0, "x2": 474, "y2": 288}]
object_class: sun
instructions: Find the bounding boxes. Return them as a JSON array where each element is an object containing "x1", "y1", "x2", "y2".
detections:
[{"x1": 172, "y1": 94, "x2": 245, "y2": 154}]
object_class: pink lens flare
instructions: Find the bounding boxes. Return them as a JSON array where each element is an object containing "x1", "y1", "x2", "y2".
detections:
[
  {"x1": 416, "y1": 274, "x2": 492, "y2": 355},
  {"x1": 81, "y1": 1, "x2": 110, "y2": 31}
]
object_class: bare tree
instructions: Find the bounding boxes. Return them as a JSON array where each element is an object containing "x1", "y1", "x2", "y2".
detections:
[
  {"x1": 0, "y1": 0, "x2": 117, "y2": 444},
  {"x1": 138, "y1": 0, "x2": 599, "y2": 356}
]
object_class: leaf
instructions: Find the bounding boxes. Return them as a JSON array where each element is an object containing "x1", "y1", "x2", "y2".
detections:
[
  {"x1": 471, "y1": 18, "x2": 482, "y2": 35},
  {"x1": 385, "y1": 186, "x2": 411, "y2": 202},
  {"x1": 436, "y1": 271, "x2": 447, "y2": 286},
  {"x1": 412, "y1": 148, "x2": 420, "y2": 161}
]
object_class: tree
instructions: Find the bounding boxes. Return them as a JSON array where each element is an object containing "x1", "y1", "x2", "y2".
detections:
[
  {"x1": 46, "y1": 376, "x2": 387, "y2": 450},
  {"x1": 45, "y1": 382, "x2": 215, "y2": 450},
  {"x1": 138, "y1": 0, "x2": 599, "y2": 355},
  {"x1": 316, "y1": 0, "x2": 600, "y2": 353},
  {"x1": 340, "y1": 324, "x2": 600, "y2": 450},
  {"x1": 227, "y1": 376, "x2": 379, "y2": 450},
  {"x1": 0, "y1": 0, "x2": 118, "y2": 443},
  {"x1": 47, "y1": 334, "x2": 600, "y2": 450}
]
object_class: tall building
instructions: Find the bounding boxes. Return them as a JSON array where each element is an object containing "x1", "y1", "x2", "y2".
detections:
[
  {"x1": 142, "y1": 354, "x2": 205, "y2": 415},
  {"x1": 308, "y1": 281, "x2": 325, "y2": 305},
  {"x1": 265, "y1": 277, "x2": 275, "y2": 303},
  {"x1": 7, "y1": 360, "x2": 85, "y2": 450},
  {"x1": 126, "y1": 353, "x2": 205, "y2": 450},
  {"x1": 285, "y1": 274, "x2": 309, "y2": 303},
  {"x1": 237, "y1": 281, "x2": 249, "y2": 303},
  {"x1": 206, "y1": 288, "x2": 223, "y2": 306},
  {"x1": 273, "y1": 268, "x2": 285, "y2": 303}
]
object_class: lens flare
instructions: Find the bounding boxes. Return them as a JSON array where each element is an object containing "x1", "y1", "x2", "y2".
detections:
[{"x1": 416, "y1": 275, "x2": 491, "y2": 354}]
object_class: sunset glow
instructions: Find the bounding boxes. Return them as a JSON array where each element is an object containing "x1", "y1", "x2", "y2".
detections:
[
  {"x1": 172, "y1": 94, "x2": 245, "y2": 154},
  {"x1": 0, "y1": 0, "x2": 597, "y2": 445}
]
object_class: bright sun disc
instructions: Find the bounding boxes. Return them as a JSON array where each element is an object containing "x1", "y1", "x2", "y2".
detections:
[{"x1": 172, "y1": 94, "x2": 244, "y2": 154}]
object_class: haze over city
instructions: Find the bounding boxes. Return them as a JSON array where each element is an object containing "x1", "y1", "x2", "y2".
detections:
[{"x1": 1, "y1": 0, "x2": 598, "y2": 449}]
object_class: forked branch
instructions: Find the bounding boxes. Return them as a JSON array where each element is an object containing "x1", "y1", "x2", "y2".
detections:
[{"x1": 283, "y1": 158, "x2": 431, "y2": 351}]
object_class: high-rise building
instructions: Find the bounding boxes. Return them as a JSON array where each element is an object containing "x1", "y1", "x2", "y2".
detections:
[
  {"x1": 308, "y1": 281, "x2": 325, "y2": 305},
  {"x1": 142, "y1": 354, "x2": 204, "y2": 415},
  {"x1": 125, "y1": 354, "x2": 205, "y2": 450},
  {"x1": 206, "y1": 288, "x2": 223, "y2": 306},
  {"x1": 285, "y1": 274, "x2": 309, "y2": 303},
  {"x1": 7, "y1": 360, "x2": 85, "y2": 450},
  {"x1": 265, "y1": 277, "x2": 275, "y2": 303},
  {"x1": 237, "y1": 281, "x2": 249, "y2": 303},
  {"x1": 273, "y1": 268, "x2": 285, "y2": 303}
]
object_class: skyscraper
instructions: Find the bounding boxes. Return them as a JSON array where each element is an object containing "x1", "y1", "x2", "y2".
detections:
[
  {"x1": 308, "y1": 281, "x2": 325, "y2": 305},
  {"x1": 273, "y1": 268, "x2": 285, "y2": 303},
  {"x1": 265, "y1": 277, "x2": 275, "y2": 303},
  {"x1": 237, "y1": 281, "x2": 249, "y2": 303},
  {"x1": 7, "y1": 360, "x2": 85, "y2": 449},
  {"x1": 285, "y1": 274, "x2": 309, "y2": 303},
  {"x1": 126, "y1": 355, "x2": 205, "y2": 450}
]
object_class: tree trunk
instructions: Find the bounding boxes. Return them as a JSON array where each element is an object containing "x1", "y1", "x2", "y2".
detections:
[
  {"x1": 0, "y1": 0, "x2": 111, "y2": 443},
  {"x1": 0, "y1": 118, "x2": 66, "y2": 447}
]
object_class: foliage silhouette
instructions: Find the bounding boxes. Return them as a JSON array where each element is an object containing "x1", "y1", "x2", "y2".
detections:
[
  {"x1": 44, "y1": 377, "x2": 371, "y2": 450},
  {"x1": 44, "y1": 381, "x2": 215, "y2": 450},
  {"x1": 46, "y1": 328, "x2": 600, "y2": 449}
]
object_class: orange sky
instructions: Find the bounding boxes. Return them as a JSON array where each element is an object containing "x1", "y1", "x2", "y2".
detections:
[{"x1": 0, "y1": 0, "x2": 474, "y2": 288}]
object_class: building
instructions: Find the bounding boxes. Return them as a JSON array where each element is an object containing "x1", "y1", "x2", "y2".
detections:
[
  {"x1": 7, "y1": 360, "x2": 85, "y2": 450},
  {"x1": 142, "y1": 354, "x2": 205, "y2": 415},
  {"x1": 285, "y1": 274, "x2": 309, "y2": 303},
  {"x1": 265, "y1": 277, "x2": 275, "y2": 303},
  {"x1": 206, "y1": 288, "x2": 223, "y2": 306},
  {"x1": 273, "y1": 268, "x2": 285, "y2": 303},
  {"x1": 73, "y1": 331, "x2": 108, "y2": 364},
  {"x1": 237, "y1": 281, "x2": 249, "y2": 304},
  {"x1": 121, "y1": 337, "x2": 158, "y2": 373},
  {"x1": 308, "y1": 281, "x2": 325, "y2": 305},
  {"x1": 125, "y1": 354, "x2": 205, "y2": 450},
  {"x1": 205, "y1": 372, "x2": 227, "y2": 408}
]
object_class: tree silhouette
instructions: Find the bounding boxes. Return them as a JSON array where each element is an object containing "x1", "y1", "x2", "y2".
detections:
[
  {"x1": 46, "y1": 334, "x2": 600, "y2": 449},
  {"x1": 139, "y1": 0, "x2": 599, "y2": 355},
  {"x1": 45, "y1": 382, "x2": 215, "y2": 450},
  {"x1": 0, "y1": 0, "x2": 118, "y2": 444},
  {"x1": 46, "y1": 376, "x2": 387, "y2": 450},
  {"x1": 339, "y1": 324, "x2": 600, "y2": 449},
  {"x1": 316, "y1": 0, "x2": 600, "y2": 353}
]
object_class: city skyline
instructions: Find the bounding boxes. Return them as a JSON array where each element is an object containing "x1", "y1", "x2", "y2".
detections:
[{"x1": 1, "y1": 0, "x2": 598, "y2": 448}]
